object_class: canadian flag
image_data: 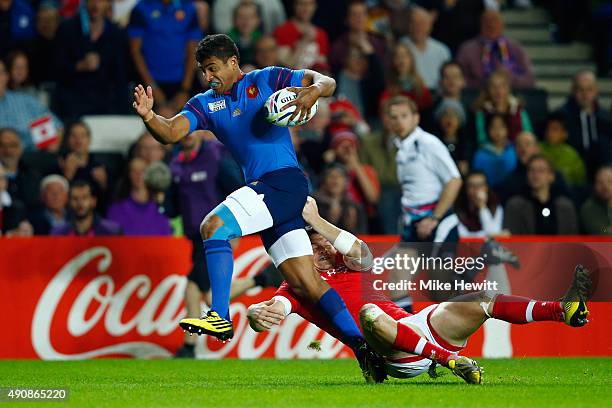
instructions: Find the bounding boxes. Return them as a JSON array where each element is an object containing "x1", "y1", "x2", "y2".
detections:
[{"x1": 30, "y1": 115, "x2": 58, "y2": 150}]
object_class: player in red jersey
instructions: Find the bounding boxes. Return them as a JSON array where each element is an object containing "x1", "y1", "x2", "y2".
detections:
[{"x1": 248, "y1": 197, "x2": 592, "y2": 384}]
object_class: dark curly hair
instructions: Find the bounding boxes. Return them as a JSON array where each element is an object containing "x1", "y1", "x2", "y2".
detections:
[{"x1": 195, "y1": 34, "x2": 240, "y2": 65}]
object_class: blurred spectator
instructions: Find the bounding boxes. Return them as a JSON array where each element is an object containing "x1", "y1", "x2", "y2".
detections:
[
  {"x1": 128, "y1": 0, "x2": 201, "y2": 110},
  {"x1": 473, "y1": 69, "x2": 532, "y2": 145},
  {"x1": 27, "y1": 2, "x2": 60, "y2": 86},
  {"x1": 0, "y1": 128, "x2": 41, "y2": 210},
  {"x1": 380, "y1": 42, "x2": 433, "y2": 112},
  {"x1": 504, "y1": 155, "x2": 578, "y2": 235},
  {"x1": 434, "y1": 99, "x2": 473, "y2": 175},
  {"x1": 456, "y1": 170, "x2": 506, "y2": 238},
  {"x1": 29, "y1": 174, "x2": 69, "y2": 235},
  {"x1": 456, "y1": 9, "x2": 535, "y2": 89},
  {"x1": 211, "y1": 0, "x2": 286, "y2": 35},
  {"x1": 359, "y1": 108, "x2": 401, "y2": 234},
  {"x1": 293, "y1": 97, "x2": 332, "y2": 175},
  {"x1": 0, "y1": 161, "x2": 33, "y2": 236},
  {"x1": 328, "y1": 129, "x2": 380, "y2": 214},
  {"x1": 6, "y1": 50, "x2": 35, "y2": 94},
  {"x1": 228, "y1": 2, "x2": 262, "y2": 67},
  {"x1": 423, "y1": 61, "x2": 469, "y2": 132},
  {"x1": 51, "y1": 180, "x2": 122, "y2": 236},
  {"x1": 312, "y1": 163, "x2": 367, "y2": 234},
  {"x1": 0, "y1": 59, "x2": 62, "y2": 151},
  {"x1": 365, "y1": 0, "x2": 413, "y2": 41},
  {"x1": 107, "y1": 157, "x2": 172, "y2": 235},
  {"x1": 273, "y1": 0, "x2": 329, "y2": 70},
  {"x1": 401, "y1": 7, "x2": 451, "y2": 90},
  {"x1": 540, "y1": 113, "x2": 586, "y2": 188},
  {"x1": 58, "y1": 121, "x2": 109, "y2": 206},
  {"x1": 429, "y1": 0, "x2": 485, "y2": 55},
  {"x1": 54, "y1": 0, "x2": 129, "y2": 120},
  {"x1": 132, "y1": 131, "x2": 167, "y2": 165},
  {"x1": 556, "y1": 71, "x2": 612, "y2": 171},
  {"x1": 329, "y1": 0, "x2": 387, "y2": 73},
  {"x1": 472, "y1": 113, "x2": 517, "y2": 187},
  {"x1": 335, "y1": 45, "x2": 385, "y2": 121},
  {"x1": 580, "y1": 165, "x2": 612, "y2": 235},
  {"x1": 0, "y1": 0, "x2": 35, "y2": 58},
  {"x1": 253, "y1": 35, "x2": 281, "y2": 69},
  {"x1": 288, "y1": 127, "x2": 317, "y2": 189}
]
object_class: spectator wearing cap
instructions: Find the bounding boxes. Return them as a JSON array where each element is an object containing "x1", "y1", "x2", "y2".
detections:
[
  {"x1": 379, "y1": 42, "x2": 433, "y2": 113},
  {"x1": 51, "y1": 180, "x2": 122, "y2": 236},
  {"x1": 401, "y1": 7, "x2": 451, "y2": 91},
  {"x1": 473, "y1": 69, "x2": 533, "y2": 145},
  {"x1": 0, "y1": 59, "x2": 62, "y2": 151},
  {"x1": 0, "y1": 127, "x2": 41, "y2": 211},
  {"x1": 580, "y1": 165, "x2": 612, "y2": 235},
  {"x1": 540, "y1": 113, "x2": 586, "y2": 188},
  {"x1": 456, "y1": 9, "x2": 535, "y2": 89},
  {"x1": 504, "y1": 155, "x2": 577, "y2": 235},
  {"x1": 329, "y1": 0, "x2": 387, "y2": 74},
  {"x1": 228, "y1": 2, "x2": 262, "y2": 67},
  {"x1": 472, "y1": 114, "x2": 517, "y2": 188},
  {"x1": 0, "y1": 0, "x2": 35, "y2": 58},
  {"x1": 313, "y1": 164, "x2": 367, "y2": 234},
  {"x1": 0, "y1": 161, "x2": 32, "y2": 236},
  {"x1": 128, "y1": 0, "x2": 201, "y2": 110},
  {"x1": 556, "y1": 71, "x2": 612, "y2": 171},
  {"x1": 327, "y1": 130, "x2": 381, "y2": 226},
  {"x1": 273, "y1": 0, "x2": 329, "y2": 70},
  {"x1": 107, "y1": 157, "x2": 172, "y2": 236},
  {"x1": 29, "y1": 174, "x2": 69, "y2": 235},
  {"x1": 211, "y1": 0, "x2": 286, "y2": 35},
  {"x1": 434, "y1": 99, "x2": 473, "y2": 175},
  {"x1": 54, "y1": 0, "x2": 129, "y2": 119}
]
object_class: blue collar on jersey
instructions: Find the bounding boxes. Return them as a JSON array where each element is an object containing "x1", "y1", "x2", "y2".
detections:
[{"x1": 214, "y1": 72, "x2": 246, "y2": 100}]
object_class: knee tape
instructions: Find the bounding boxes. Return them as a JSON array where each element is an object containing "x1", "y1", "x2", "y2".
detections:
[{"x1": 205, "y1": 204, "x2": 242, "y2": 242}]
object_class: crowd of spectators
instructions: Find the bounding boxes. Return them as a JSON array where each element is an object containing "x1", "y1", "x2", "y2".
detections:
[{"x1": 1, "y1": 0, "x2": 611, "y2": 238}]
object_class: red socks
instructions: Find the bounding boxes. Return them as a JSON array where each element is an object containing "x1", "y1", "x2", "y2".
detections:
[
  {"x1": 491, "y1": 295, "x2": 563, "y2": 324},
  {"x1": 393, "y1": 322, "x2": 456, "y2": 367}
]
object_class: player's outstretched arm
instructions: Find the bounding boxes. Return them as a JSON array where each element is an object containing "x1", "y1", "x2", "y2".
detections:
[
  {"x1": 302, "y1": 197, "x2": 373, "y2": 270},
  {"x1": 133, "y1": 84, "x2": 190, "y2": 145},
  {"x1": 247, "y1": 299, "x2": 287, "y2": 332}
]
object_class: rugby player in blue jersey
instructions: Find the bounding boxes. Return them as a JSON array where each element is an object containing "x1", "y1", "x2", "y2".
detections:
[{"x1": 133, "y1": 34, "x2": 385, "y2": 382}]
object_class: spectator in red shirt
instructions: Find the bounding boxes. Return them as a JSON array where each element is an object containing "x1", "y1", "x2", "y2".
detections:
[{"x1": 273, "y1": 0, "x2": 329, "y2": 70}]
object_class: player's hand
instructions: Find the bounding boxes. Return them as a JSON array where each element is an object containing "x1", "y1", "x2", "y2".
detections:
[
  {"x1": 302, "y1": 196, "x2": 320, "y2": 224},
  {"x1": 247, "y1": 299, "x2": 286, "y2": 332},
  {"x1": 133, "y1": 84, "x2": 155, "y2": 119},
  {"x1": 283, "y1": 85, "x2": 321, "y2": 123},
  {"x1": 416, "y1": 217, "x2": 438, "y2": 240}
]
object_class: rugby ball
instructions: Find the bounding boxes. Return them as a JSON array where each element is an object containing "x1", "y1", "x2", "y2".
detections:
[{"x1": 265, "y1": 88, "x2": 318, "y2": 127}]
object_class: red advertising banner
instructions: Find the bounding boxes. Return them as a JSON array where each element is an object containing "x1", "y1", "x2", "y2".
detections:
[{"x1": 0, "y1": 236, "x2": 610, "y2": 360}]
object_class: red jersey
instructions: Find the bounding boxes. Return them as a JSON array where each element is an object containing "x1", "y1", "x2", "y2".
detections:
[{"x1": 274, "y1": 252, "x2": 410, "y2": 338}]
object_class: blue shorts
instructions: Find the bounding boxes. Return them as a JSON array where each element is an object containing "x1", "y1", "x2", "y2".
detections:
[{"x1": 248, "y1": 167, "x2": 309, "y2": 250}]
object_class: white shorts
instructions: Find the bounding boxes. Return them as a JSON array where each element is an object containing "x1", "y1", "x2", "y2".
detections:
[{"x1": 385, "y1": 304, "x2": 465, "y2": 379}]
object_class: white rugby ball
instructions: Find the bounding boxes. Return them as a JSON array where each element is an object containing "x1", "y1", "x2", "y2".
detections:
[{"x1": 265, "y1": 88, "x2": 318, "y2": 127}]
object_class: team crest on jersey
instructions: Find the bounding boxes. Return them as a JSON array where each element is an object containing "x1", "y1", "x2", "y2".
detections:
[
  {"x1": 208, "y1": 100, "x2": 226, "y2": 113},
  {"x1": 246, "y1": 85, "x2": 259, "y2": 99}
]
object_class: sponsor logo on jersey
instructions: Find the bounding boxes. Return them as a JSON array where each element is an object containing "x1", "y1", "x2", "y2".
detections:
[
  {"x1": 232, "y1": 108, "x2": 242, "y2": 117},
  {"x1": 246, "y1": 85, "x2": 259, "y2": 99},
  {"x1": 208, "y1": 100, "x2": 227, "y2": 113}
]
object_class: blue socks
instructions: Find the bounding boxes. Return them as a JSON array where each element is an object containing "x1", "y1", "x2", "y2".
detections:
[
  {"x1": 204, "y1": 239, "x2": 234, "y2": 320},
  {"x1": 316, "y1": 288, "x2": 364, "y2": 350}
]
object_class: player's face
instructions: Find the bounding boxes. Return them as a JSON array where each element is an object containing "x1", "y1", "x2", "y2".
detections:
[
  {"x1": 69, "y1": 186, "x2": 96, "y2": 219},
  {"x1": 200, "y1": 56, "x2": 239, "y2": 93},
  {"x1": 388, "y1": 103, "x2": 419, "y2": 139},
  {"x1": 310, "y1": 233, "x2": 337, "y2": 270}
]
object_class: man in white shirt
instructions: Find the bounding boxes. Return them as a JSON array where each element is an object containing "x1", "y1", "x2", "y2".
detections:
[
  {"x1": 388, "y1": 95, "x2": 462, "y2": 244},
  {"x1": 402, "y1": 7, "x2": 451, "y2": 90}
]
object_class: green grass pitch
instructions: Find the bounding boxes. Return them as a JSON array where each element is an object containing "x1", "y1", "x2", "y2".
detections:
[{"x1": 1, "y1": 358, "x2": 610, "y2": 407}]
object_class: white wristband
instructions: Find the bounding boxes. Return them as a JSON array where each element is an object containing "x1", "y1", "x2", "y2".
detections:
[
  {"x1": 333, "y1": 230, "x2": 358, "y2": 255},
  {"x1": 272, "y1": 296, "x2": 292, "y2": 316}
]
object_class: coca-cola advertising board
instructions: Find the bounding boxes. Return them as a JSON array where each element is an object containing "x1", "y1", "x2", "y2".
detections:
[{"x1": 0, "y1": 236, "x2": 610, "y2": 360}]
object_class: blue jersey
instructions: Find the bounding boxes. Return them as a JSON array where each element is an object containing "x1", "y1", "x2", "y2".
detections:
[{"x1": 179, "y1": 67, "x2": 305, "y2": 183}]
